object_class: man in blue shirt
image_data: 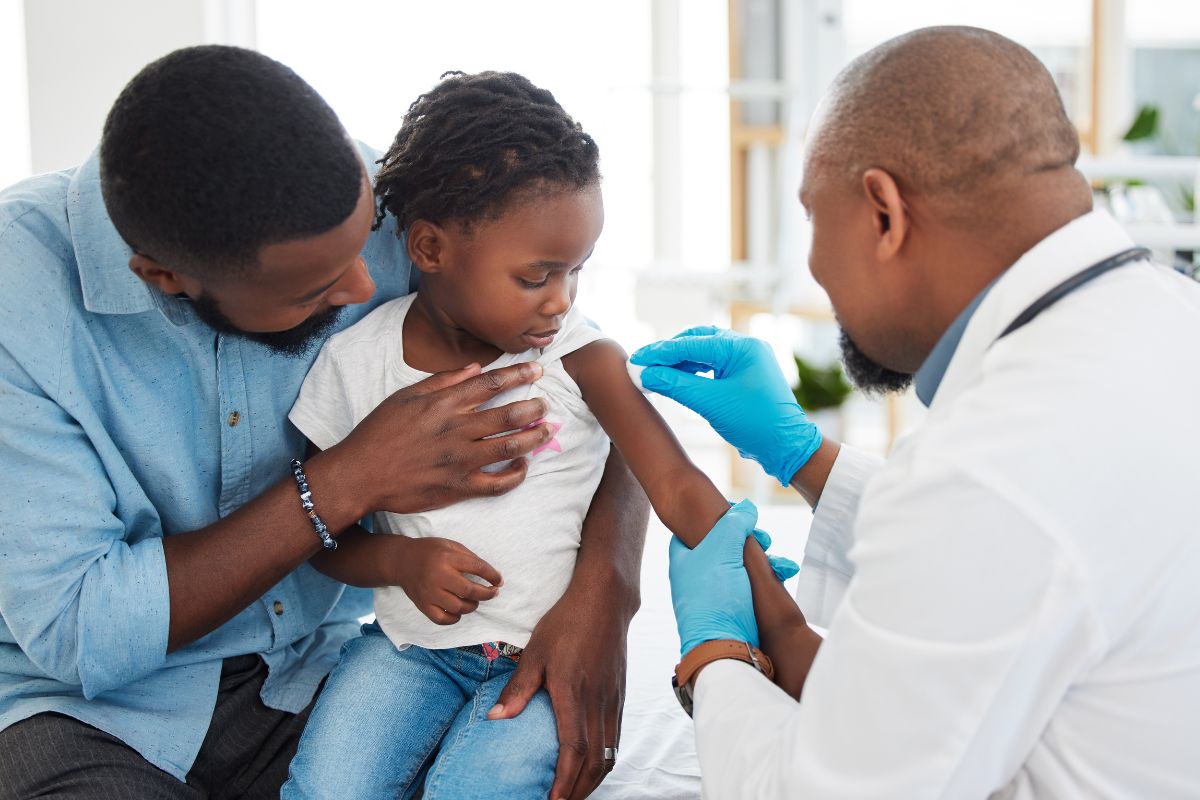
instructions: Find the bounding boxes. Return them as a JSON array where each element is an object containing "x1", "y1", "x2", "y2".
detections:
[{"x1": 0, "y1": 46, "x2": 646, "y2": 799}]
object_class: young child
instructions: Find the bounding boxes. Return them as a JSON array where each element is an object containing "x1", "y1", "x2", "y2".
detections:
[{"x1": 282, "y1": 71, "x2": 803, "y2": 800}]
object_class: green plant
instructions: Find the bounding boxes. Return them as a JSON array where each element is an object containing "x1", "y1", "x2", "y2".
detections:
[
  {"x1": 1123, "y1": 104, "x2": 1161, "y2": 143},
  {"x1": 792, "y1": 354, "x2": 853, "y2": 412},
  {"x1": 1121, "y1": 102, "x2": 1197, "y2": 214}
]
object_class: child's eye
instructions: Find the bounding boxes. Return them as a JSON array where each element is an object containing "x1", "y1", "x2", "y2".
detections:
[{"x1": 519, "y1": 277, "x2": 549, "y2": 289}]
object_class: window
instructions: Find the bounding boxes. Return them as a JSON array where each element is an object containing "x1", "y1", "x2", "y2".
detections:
[{"x1": 0, "y1": 0, "x2": 31, "y2": 188}]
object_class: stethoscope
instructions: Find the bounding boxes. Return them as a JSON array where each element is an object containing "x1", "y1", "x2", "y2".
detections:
[{"x1": 998, "y1": 246, "x2": 1152, "y2": 341}]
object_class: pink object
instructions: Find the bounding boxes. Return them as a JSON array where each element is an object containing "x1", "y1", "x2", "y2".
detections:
[{"x1": 525, "y1": 418, "x2": 564, "y2": 457}]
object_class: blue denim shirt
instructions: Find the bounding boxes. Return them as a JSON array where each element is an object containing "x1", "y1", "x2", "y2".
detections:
[{"x1": 0, "y1": 143, "x2": 412, "y2": 779}]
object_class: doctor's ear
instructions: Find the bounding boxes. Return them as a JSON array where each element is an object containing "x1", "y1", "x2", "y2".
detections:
[
  {"x1": 861, "y1": 168, "x2": 908, "y2": 261},
  {"x1": 406, "y1": 220, "x2": 447, "y2": 275}
]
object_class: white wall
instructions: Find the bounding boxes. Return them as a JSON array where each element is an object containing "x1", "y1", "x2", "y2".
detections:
[
  {"x1": 0, "y1": 0, "x2": 31, "y2": 186},
  {"x1": 21, "y1": 0, "x2": 253, "y2": 174}
]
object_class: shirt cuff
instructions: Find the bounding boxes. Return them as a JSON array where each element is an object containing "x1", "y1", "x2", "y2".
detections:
[
  {"x1": 693, "y1": 658, "x2": 786, "y2": 718},
  {"x1": 795, "y1": 445, "x2": 883, "y2": 627},
  {"x1": 76, "y1": 536, "x2": 170, "y2": 699}
]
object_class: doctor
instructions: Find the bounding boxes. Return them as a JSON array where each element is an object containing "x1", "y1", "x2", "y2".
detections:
[{"x1": 634, "y1": 26, "x2": 1200, "y2": 798}]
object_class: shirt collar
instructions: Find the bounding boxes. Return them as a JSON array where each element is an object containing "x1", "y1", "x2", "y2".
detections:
[
  {"x1": 69, "y1": 149, "x2": 151, "y2": 315},
  {"x1": 68, "y1": 150, "x2": 209, "y2": 326},
  {"x1": 915, "y1": 208, "x2": 1138, "y2": 409},
  {"x1": 913, "y1": 276, "x2": 998, "y2": 407}
]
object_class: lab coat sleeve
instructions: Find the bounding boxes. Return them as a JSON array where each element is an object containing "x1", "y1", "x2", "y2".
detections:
[
  {"x1": 795, "y1": 445, "x2": 884, "y2": 627},
  {"x1": 692, "y1": 458, "x2": 1103, "y2": 798}
]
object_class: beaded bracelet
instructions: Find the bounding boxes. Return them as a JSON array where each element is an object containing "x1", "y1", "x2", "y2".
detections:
[{"x1": 289, "y1": 459, "x2": 337, "y2": 551}]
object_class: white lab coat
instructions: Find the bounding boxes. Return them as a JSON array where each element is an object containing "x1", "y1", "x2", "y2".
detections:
[{"x1": 692, "y1": 210, "x2": 1200, "y2": 798}]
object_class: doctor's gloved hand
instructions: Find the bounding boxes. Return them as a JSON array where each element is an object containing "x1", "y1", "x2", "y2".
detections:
[
  {"x1": 750, "y1": 525, "x2": 801, "y2": 583},
  {"x1": 669, "y1": 500, "x2": 763, "y2": 656},
  {"x1": 631, "y1": 327, "x2": 822, "y2": 486}
]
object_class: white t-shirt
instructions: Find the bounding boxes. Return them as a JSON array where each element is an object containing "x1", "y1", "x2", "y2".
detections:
[
  {"x1": 693, "y1": 210, "x2": 1200, "y2": 798},
  {"x1": 289, "y1": 293, "x2": 610, "y2": 651}
]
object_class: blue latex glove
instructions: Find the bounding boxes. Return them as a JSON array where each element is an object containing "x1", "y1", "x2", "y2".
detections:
[
  {"x1": 743, "y1": 505, "x2": 801, "y2": 582},
  {"x1": 669, "y1": 500, "x2": 763, "y2": 656},
  {"x1": 631, "y1": 327, "x2": 823, "y2": 486},
  {"x1": 753, "y1": 528, "x2": 801, "y2": 582}
]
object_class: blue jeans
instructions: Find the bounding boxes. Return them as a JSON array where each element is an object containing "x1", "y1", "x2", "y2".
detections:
[{"x1": 281, "y1": 623, "x2": 557, "y2": 800}]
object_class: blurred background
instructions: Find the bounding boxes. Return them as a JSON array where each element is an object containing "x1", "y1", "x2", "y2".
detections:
[
  {"x1": 5, "y1": 1, "x2": 1196, "y2": 495},
  {"x1": 3, "y1": 0, "x2": 1197, "y2": 487},
  {"x1": 3, "y1": 4, "x2": 1196, "y2": 792}
]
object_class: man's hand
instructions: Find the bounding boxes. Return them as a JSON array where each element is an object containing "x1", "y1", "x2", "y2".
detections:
[
  {"x1": 487, "y1": 590, "x2": 631, "y2": 800},
  {"x1": 670, "y1": 500, "x2": 762, "y2": 656},
  {"x1": 316, "y1": 361, "x2": 553, "y2": 518},
  {"x1": 159, "y1": 363, "x2": 553, "y2": 653},
  {"x1": 391, "y1": 536, "x2": 502, "y2": 625},
  {"x1": 630, "y1": 327, "x2": 822, "y2": 487}
]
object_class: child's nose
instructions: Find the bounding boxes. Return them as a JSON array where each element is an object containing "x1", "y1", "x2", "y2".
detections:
[{"x1": 541, "y1": 282, "x2": 572, "y2": 317}]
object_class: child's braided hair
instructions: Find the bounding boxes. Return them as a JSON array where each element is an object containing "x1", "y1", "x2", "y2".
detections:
[{"x1": 373, "y1": 71, "x2": 601, "y2": 234}]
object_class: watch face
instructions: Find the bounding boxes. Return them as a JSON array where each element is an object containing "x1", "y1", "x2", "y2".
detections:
[{"x1": 671, "y1": 675, "x2": 694, "y2": 718}]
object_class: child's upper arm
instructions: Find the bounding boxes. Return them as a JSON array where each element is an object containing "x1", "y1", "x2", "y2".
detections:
[
  {"x1": 564, "y1": 340, "x2": 727, "y2": 544},
  {"x1": 563, "y1": 339, "x2": 679, "y2": 475}
]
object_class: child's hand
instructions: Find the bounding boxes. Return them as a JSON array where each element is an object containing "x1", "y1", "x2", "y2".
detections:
[{"x1": 393, "y1": 537, "x2": 503, "y2": 625}]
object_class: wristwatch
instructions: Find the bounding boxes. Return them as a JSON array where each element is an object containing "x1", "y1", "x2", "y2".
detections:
[{"x1": 672, "y1": 640, "x2": 775, "y2": 717}]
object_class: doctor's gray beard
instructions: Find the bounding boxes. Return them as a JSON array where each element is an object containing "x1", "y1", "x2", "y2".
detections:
[{"x1": 838, "y1": 328, "x2": 913, "y2": 395}]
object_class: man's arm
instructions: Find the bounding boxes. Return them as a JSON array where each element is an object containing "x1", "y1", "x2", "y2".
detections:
[
  {"x1": 793, "y1": 443, "x2": 884, "y2": 628},
  {"x1": 0, "y1": 347, "x2": 171, "y2": 698},
  {"x1": 0, "y1": 353, "x2": 552, "y2": 697},
  {"x1": 688, "y1": 465, "x2": 1096, "y2": 798},
  {"x1": 162, "y1": 361, "x2": 552, "y2": 651},
  {"x1": 788, "y1": 438, "x2": 841, "y2": 506},
  {"x1": 490, "y1": 445, "x2": 649, "y2": 800}
]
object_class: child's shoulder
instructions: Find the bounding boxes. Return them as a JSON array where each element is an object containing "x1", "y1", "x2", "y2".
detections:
[
  {"x1": 545, "y1": 307, "x2": 630, "y2": 390},
  {"x1": 321, "y1": 292, "x2": 417, "y2": 356},
  {"x1": 559, "y1": 337, "x2": 627, "y2": 388}
]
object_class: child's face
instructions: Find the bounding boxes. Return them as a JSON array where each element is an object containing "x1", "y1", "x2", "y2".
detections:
[{"x1": 421, "y1": 184, "x2": 604, "y2": 353}]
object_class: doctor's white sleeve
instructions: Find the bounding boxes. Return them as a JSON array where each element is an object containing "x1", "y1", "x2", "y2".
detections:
[
  {"x1": 795, "y1": 445, "x2": 883, "y2": 627},
  {"x1": 692, "y1": 459, "x2": 1102, "y2": 799}
]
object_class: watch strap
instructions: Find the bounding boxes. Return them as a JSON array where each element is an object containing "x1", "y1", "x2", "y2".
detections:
[{"x1": 674, "y1": 639, "x2": 775, "y2": 689}]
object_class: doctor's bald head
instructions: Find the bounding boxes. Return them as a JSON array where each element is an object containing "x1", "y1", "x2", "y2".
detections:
[
  {"x1": 806, "y1": 26, "x2": 1079, "y2": 222},
  {"x1": 799, "y1": 27, "x2": 1093, "y2": 392}
]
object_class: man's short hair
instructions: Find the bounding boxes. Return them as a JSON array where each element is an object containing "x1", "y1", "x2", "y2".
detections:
[{"x1": 100, "y1": 45, "x2": 362, "y2": 277}]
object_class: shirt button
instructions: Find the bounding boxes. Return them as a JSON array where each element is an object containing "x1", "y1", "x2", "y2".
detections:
[
  {"x1": 227, "y1": 410, "x2": 241, "y2": 427},
  {"x1": 273, "y1": 600, "x2": 284, "y2": 616}
]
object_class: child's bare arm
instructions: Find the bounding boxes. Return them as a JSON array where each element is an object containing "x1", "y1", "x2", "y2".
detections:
[
  {"x1": 565, "y1": 340, "x2": 727, "y2": 545},
  {"x1": 565, "y1": 340, "x2": 812, "y2": 697},
  {"x1": 300, "y1": 442, "x2": 501, "y2": 624}
]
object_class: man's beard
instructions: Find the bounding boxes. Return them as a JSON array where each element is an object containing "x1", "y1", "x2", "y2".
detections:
[
  {"x1": 838, "y1": 328, "x2": 913, "y2": 395},
  {"x1": 190, "y1": 293, "x2": 344, "y2": 357}
]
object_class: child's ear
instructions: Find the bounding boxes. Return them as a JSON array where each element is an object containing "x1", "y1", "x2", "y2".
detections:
[{"x1": 407, "y1": 220, "x2": 445, "y2": 274}]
